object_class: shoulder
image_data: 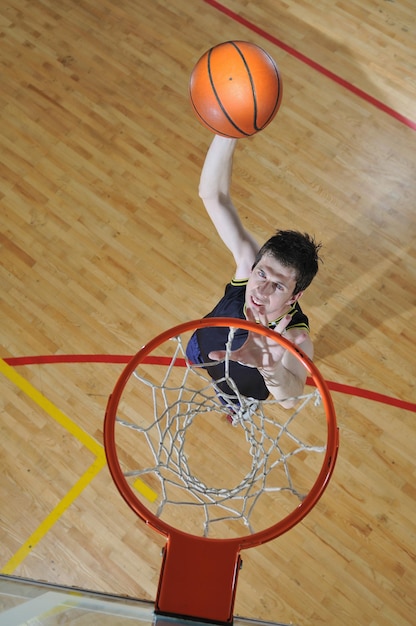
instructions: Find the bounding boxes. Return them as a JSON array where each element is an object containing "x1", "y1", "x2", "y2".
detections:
[
  {"x1": 287, "y1": 302, "x2": 309, "y2": 332},
  {"x1": 222, "y1": 278, "x2": 248, "y2": 304},
  {"x1": 227, "y1": 277, "x2": 248, "y2": 291},
  {"x1": 205, "y1": 278, "x2": 247, "y2": 320}
]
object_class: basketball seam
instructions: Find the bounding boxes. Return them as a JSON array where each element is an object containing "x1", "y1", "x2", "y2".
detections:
[
  {"x1": 260, "y1": 47, "x2": 282, "y2": 125},
  {"x1": 232, "y1": 42, "x2": 260, "y2": 131},
  {"x1": 207, "y1": 45, "x2": 251, "y2": 137},
  {"x1": 189, "y1": 92, "x2": 236, "y2": 137}
]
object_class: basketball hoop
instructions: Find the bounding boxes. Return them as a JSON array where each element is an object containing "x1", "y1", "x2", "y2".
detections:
[{"x1": 104, "y1": 318, "x2": 339, "y2": 624}]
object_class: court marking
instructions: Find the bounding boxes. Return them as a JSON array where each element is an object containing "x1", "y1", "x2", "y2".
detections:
[
  {"x1": 4, "y1": 355, "x2": 415, "y2": 413},
  {"x1": 1, "y1": 350, "x2": 414, "y2": 573},
  {"x1": 1, "y1": 455, "x2": 106, "y2": 575},
  {"x1": 0, "y1": 358, "x2": 101, "y2": 456},
  {"x1": 202, "y1": 0, "x2": 416, "y2": 131},
  {"x1": 0, "y1": 359, "x2": 158, "y2": 574}
]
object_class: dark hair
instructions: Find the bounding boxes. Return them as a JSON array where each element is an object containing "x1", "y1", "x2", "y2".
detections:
[{"x1": 253, "y1": 230, "x2": 322, "y2": 295}]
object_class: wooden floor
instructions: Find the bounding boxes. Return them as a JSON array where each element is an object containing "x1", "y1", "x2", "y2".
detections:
[{"x1": 1, "y1": 0, "x2": 415, "y2": 624}]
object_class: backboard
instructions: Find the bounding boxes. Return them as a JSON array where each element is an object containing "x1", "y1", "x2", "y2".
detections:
[{"x1": 0, "y1": 575, "x2": 292, "y2": 626}]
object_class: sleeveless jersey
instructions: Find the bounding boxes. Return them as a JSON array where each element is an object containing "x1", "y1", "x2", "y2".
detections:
[{"x1": 196, "y1": 278, "x2": 309, "y2": 401}]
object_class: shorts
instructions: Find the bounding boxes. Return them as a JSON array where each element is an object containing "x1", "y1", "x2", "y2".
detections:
[{"x1": 185, "y1": 331, "x2": 204, "y2": 365}]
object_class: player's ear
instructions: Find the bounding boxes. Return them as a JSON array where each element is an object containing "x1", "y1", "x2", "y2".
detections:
[{"x1": 287, "y1": 290, "x2": 303, "y2": 305}]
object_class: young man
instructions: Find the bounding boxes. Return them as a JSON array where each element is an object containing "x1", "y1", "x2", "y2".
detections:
[{"x1": 186, "y1": 135, "x2": 321, "y2": 409}]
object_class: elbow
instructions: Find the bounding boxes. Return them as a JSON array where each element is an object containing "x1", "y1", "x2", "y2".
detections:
[
  {"x1": 279, "y1": 396, "x2": 299, "y2": 410},
  {"x1": 278, "y1": 381, "x2": 306, "y2": 409},
  {"x1": 198, "y1": 184, "x2": 223, "y2": 204},
  {"x1": 270, "y1": 379, "x2": 306, "y2": 409},
  {"x1": 198, "y1": 184, "x2": 208, "y2": 201}
]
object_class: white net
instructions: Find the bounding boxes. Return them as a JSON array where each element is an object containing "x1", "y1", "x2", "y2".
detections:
[{"x1": 112, "y1": 326, "x2": 329, "y2": 539}]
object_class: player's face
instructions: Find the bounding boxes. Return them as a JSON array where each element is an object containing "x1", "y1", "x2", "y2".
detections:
[{"x1": 245, "y1": 254, "x2": 302, "y2": 320}]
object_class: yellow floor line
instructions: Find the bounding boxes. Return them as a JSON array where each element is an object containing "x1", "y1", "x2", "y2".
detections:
[
  {"x1": 133, "y1": 478, "x2": 158, "y2": 503},
  {"x1": 0, "y1": 358, "x2": 158, "y2": 573},
  {"x1": 0, "y1": 358, "x2": 101, "y2": 456},
  {"x1": 1, "y1": 454, "x2": 107, "y2": 574}
]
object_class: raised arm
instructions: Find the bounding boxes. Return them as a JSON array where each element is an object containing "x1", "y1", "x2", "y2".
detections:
[{"x1": 198, "y1": 135, "x2": 260, "y2": 279}]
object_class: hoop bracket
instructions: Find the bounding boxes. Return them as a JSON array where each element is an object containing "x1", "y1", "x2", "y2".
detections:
[{"x1": 156, "y1": 533, "x2": 241, "y2": 624}]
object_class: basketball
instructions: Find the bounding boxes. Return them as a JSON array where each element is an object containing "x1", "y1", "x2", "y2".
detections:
[{"x1": 189, "y1": 41, "x2": 283, "y2": 139}]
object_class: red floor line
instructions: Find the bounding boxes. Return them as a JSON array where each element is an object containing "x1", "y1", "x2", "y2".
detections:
[
  {"x1": 202, "y1": 0, "x2": 416, "y2": 130},
  {"x1": 3, "y1": 354, "x2": 415, "y2": 413}
]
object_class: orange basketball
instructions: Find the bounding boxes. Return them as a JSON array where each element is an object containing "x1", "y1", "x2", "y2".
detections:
[{"x1": 189, "y1": 41, "x2": 283, "y2": 139}]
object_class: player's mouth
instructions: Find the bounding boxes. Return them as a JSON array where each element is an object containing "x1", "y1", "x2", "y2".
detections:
[{"x1": 250, "y1": 295, "x2": 267, "y2": 309}]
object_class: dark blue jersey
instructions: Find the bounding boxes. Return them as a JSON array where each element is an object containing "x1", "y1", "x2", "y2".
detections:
[{"x1": 193, "y1": 278, "x2": 309, "y2": 401}]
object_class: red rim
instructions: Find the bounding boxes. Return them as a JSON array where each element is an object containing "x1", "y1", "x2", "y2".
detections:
[{"x1": 104, "y1": 317, "x2": 339, "y2": 549}]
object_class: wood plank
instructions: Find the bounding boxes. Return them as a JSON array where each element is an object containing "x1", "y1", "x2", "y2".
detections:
[{"x1": 1, "y1": 0, "x2": 415, "y2": 624}]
